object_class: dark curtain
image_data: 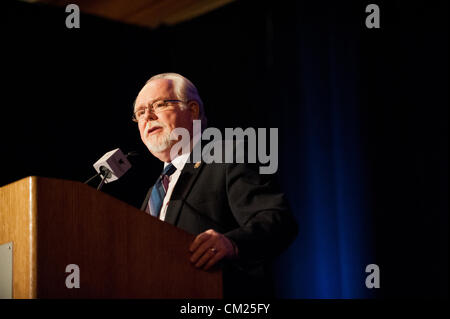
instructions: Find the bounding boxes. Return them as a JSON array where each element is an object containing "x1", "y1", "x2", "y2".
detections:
[{"x1": 2, "y1": 0, "x2": 447, "y2": 298}]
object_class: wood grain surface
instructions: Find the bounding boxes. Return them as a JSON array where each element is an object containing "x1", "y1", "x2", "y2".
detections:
[{"x1": 0, "y1": 176, "x2": 222, "y2": 298}]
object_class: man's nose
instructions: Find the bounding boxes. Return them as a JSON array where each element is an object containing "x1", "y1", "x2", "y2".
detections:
[{"x1": 143, "y1": 109, "x2": 158, "y2": 121}]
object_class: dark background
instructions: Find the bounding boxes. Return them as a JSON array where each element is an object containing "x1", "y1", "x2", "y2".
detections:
[{"x1": 2, "y1": 0, "x2": 448, "y2": 298}]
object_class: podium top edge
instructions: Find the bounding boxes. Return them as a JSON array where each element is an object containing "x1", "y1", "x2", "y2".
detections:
[{"x1": 0, "y1": 176, "x2": 85, "y2": 190}]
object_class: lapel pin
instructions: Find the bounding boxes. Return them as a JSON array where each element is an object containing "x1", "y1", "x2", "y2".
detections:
[{"x1": 194, "y1": 161, "x2": 201, "y2": 169}]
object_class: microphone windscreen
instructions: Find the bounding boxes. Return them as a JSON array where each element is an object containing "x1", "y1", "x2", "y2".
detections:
[{"x1": 93, "y1": 148, "x2": 132, "y2": 183}]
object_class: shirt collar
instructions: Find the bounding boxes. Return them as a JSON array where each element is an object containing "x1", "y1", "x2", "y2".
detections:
[{"x1": 164, "y1": 152, "x2": 190, "y2": 171}]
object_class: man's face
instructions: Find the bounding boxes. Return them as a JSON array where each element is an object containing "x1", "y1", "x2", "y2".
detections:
[{"x1": 134, "y1": 79, "x2": 195, "y2": 158}]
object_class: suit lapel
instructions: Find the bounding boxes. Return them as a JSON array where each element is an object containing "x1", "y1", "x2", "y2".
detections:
[
  {"x1": 140, "y1": 185, "x2": 153, "y2": 211},
  {"x1": 164, "y1": 161, "x2": 204, "y2": 225}
]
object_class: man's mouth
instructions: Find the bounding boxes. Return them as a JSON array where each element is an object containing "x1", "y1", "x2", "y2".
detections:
[{"x1": 148, "y1": 126, "x2": 163, "y2": 135}]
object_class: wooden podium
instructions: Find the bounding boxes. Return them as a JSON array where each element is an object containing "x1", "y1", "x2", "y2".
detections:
[{"x1": 0, "y1": 176, "x2": 222, "y2": 298}]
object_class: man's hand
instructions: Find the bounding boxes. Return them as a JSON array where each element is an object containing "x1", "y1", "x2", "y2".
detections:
[{"x1": 189, "y1": 229, "x2": 236, "y2": 270}]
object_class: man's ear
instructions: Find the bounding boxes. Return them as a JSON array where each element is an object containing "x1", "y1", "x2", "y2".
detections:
[{"x1": 188, "y1": 101, "x2": 200, "y2": 120}]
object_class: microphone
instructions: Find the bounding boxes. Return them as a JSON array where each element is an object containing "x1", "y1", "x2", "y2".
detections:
[{"x1": 85, "y1": 148, "x2": 134, "y2": 190}]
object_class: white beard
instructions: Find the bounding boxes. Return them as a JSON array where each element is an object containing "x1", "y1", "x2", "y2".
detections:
[{"x1": 146, "y1": 129, "x2": 173, "y2": 153}]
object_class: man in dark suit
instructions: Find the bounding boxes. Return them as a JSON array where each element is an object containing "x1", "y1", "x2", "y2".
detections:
[{"x1": 133, "y1": 73, "x2": 298, "y2": 297}]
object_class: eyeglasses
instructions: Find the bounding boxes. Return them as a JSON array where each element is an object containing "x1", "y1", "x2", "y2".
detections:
[{"x1": 132, "y1": 99, "x2": 185, "y2": 122}]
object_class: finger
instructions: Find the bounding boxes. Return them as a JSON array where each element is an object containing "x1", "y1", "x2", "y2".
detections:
[
  {"x1": 203, "y1": 250, "x2": 225, "y2": 270},
  {"x1": 190, "y1": 238, "x2": 215, "y2": 263},
  {"x1": 194, "y1": 248, "x2": 216, "y2": 268},
  {"x1": 189, "y1": 231, "x2": 211, "y2": 253}
]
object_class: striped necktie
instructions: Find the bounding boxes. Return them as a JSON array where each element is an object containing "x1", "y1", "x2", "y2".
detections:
[{"x1": 148, "y1": 163, "x2": 177, "y2": 217}]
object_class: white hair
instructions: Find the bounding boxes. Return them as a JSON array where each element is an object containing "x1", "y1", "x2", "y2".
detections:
[{"x1": 145, "y1": 73, "x2": 208, "y2": 130}]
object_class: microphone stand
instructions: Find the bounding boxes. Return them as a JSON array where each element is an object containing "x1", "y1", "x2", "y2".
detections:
[
  {"x1": 84, "y1": 172, "x2": 101, "y2": 184},
  {"x1": 97, "y1": 166, "x2": 112, "y2": 190},
  {"x1": 84, "y1": 166, "x2": 112, "y2": 191}
]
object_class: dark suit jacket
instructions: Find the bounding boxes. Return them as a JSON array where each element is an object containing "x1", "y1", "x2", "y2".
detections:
[{"x1": 141, "y1": 157, "x2": 298, "y2": 298}]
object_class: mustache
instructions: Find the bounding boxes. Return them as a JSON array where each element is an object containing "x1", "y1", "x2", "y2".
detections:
[{"x1": 146, "y1": 121, "x2": 167, "y2": 131}]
